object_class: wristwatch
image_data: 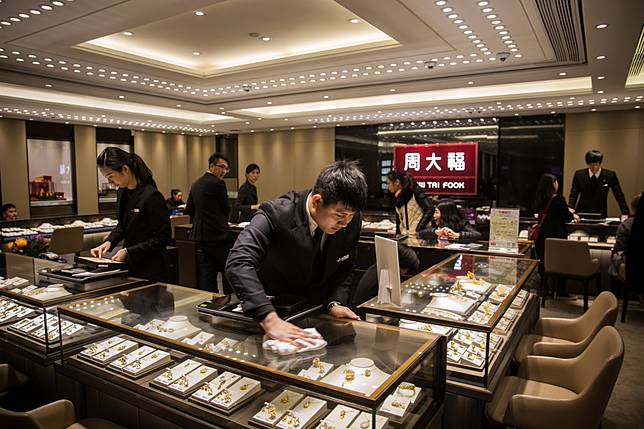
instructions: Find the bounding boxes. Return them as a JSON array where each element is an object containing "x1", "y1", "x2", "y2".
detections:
[{"x1": 327, "y1": 301, "x2": 342, "y2": 312}]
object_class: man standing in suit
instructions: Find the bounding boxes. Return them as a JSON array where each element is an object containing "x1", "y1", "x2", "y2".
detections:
[
  {"x1": 568, "y1": 150, "x2": 629, "y2": 218},
  {"x1": 226, "y1": 160, "x2": 367, "y2": 340},
  {"x1": 185, "y1": 153, "x2": 233, "y2": 293}
]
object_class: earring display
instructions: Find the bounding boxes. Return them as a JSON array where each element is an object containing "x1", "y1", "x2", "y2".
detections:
[
  {"x1": 347, "y1": 412, "x2": 388, "y2": 429},
  {"x1": 263, "y1": 328, "x2": 326, "y2": 355},
  {"x1": 108, "y1": 345, "x2": 156, "y2": 371},
  {"x1": 251, "y1": 390, "x2": 304, "y2": 427},
  {"x1": 167, "y1": 364, "x2": 218, "y2": 397},
  {"x1": 152, "y1": 359, "x2": 202, "y2": 387},
  {"x1": 22, "y1": 284, "x2": 71, "y2": 301},
  {"x1": 488, "y1": 284, "x2": 514, "y2": 305},
  {"x1": 210, "y1": 377, "x2": 261, "y2": 413},
  {"x1": 0, "y1": 277, "x2": 30, "y2": 288},
  {"x1": 204, "y1": 337, "x2": 239, "y2": 354},
  {"x1": 454, "y1": 274, "x2": 493, "y2": 294},
  {"x1": 378, "y1": 394, "x2": 412, "y2": 419},
  {"x1": 80, "y1": 336, "x2": 126, "y2": 359},
  {"x1": 510, "y1": 290, "x2": 529, "y2": 309},
  {"x1": 398, "y1": 319, "x2": 454, "y2": 337},
  {"x1": 319, "y1": 404, "x2": 361, "y2": 428},
  {"x1": 298, "y1": 357, "x2": 333, "y2": 381},
  {"x1": 123, "y1": 350, "x2": 172, "y2": 377},
  {"x1": 91, "y1": 340, "x2": 139, "y2": 365},
  {"x1": 136, "y1": 316, "x2": 201, "y2": 341},
  {"x1": 321, "y1": 358, "x2": 390, "y2": 395},
  {"x1": 181, "y1": 331, "x2": 214, "y2": 346},
  {"x1": 0, "y1": 299, "x2": 35, "y2": 324},
  {"x1": 190, "y1": 371, "x2": 241, "y2": 404},
  {"x1": 276, "y1": 396, "x2": 327, "y2": 429}
]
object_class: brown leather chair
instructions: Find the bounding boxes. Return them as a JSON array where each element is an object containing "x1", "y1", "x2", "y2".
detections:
[
  {"x1": 514, "y1": 291, "x2": 618, "y2": 363},
  {"x1": 487, "y1": 325, "x2": 623, "y2": 429},
  {"x1": 0, "y1": 399, "x2": 125, "y2": 429},
  {"x1": 49, "y1": 227, "x2": 84, "y2": 255},
  {"x1": 542, "y1": 238, "x2": 600, "y2": 311}
]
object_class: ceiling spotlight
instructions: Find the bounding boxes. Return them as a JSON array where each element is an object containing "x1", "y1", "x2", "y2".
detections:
[
  {"x1": 596, "y1": 55, "x2": 606, "y2": 60},
  {"x1": 323, "y1": 95, "x2": 329, "y2": 99},
  {"x1": 44, "y1": 84, "x2": 52, "y2": 88},
  {"x1": 597, "y1": 90, "x2": 604, "y2": 94},
  {"x1": 122, "y1": 31, "x2": 133, "y2": 36},
  {"x1": 595, "y1": 23, "x2": 608, "y2": 29},
  {"x1": 52, "y1": 1, "x2": 65, "y2": 6},
  {"x1": 29, "y1": 9, "x2": 41, "y2": 14},
  {"x1": 389, "y1": 88, "x2": 396, "y2": 92},
  {"x1": 267, "y1": 101, "x2": 272, "y2": 105},
  {"x1": 192, "y1": 51, "x2": 201, "y2": 55},
  {"x1": 559, "y1": 72, "x2": 567, "y2": 76},
  {"x1": 467, "y1": 81, "x2": 474, "y2": 85},
  {"x1": 260, "y1": 36, "x2": 271, "y2": 41},
  {"x1": 18, "y1": 13, "x2": 30, "y2": 19},
  {"x1": 597, "y1": 76, "x2": 605, "y2": 80},
  {"x1": 194, "y1": 11, "x2": 205, "y2": 16},
  {"x1": 550, "y1": 111, "x2": 556, "y2": 114},
  {"x1": 435, "y1": 1, "x2": 447, "y2": 5},
  {"x1": 176, "y1": 104, "x2": 182, "y2": 108},
  {"x1": 348, "y1": 18, "x2": 360, "y2": 24},
  {"x1": 118, "y1": 95, "x2": 125, "y2": 99},
  {"x1": 40, "y1": 5, "x2": 53, "y2": 11},
  {"x1": 591, "y1": 108, "x2": 597, "y2": 111},
  {"x1": 477, "y1": 1, "x2": 489, "y2": 6}
]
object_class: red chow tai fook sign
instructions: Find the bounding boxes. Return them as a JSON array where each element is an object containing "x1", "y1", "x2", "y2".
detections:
[{"x1": 393, "y1": 143, "x2": 478, "y2": 195}]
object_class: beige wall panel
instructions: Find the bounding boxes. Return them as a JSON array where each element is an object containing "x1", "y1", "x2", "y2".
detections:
[
  {"x1": 292, "y1": 128, "x2": 335, "y2": 191},
  {"x1": 565, "y1": 110, "x2": 644, "y2": 217},
  {"x1": 134, "y1": 131, "x2": 169, "y2": 196},
  {"x1": 73, "y1": 126, "x2": 98, "y2": 215},
  {"x1": 0, "y1": 119, "x2": 29, "y2": 219},
  {"x1": 167, "y1": 134, "x2": 188, "y2": 198}
]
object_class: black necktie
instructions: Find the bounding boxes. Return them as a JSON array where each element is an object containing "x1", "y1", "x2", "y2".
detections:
[
  {"x1": 590, "y1": 175, "x2": 599, "y2": 192},
  {"x1": 312, "y1": 227, "x2": 323, "y2": 255},
  {"x1": 312, "y1": 228, "x2": 325, "y2": 278}
]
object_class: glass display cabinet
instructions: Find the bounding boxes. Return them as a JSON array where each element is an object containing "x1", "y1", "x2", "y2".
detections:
[
  {"x1": 0, "y1": 253, "x2": 145, "y2": 362},
  {"x1": 57, "y1": 283, "x2": 446, "y2": 429},
  {"x1": 359, "y1": 253, "x2": 538, "y2": 392}
]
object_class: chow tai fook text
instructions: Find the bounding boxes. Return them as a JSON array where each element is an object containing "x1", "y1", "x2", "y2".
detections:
[{"x1": 393, "y1": 142, "x2": 478, "y2": 195}]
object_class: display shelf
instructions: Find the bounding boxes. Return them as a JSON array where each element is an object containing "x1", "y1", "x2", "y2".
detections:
[
  {"x1": 359, "y1": 253, "x2": 538, "y2": 389},
  {"x1": 57, "y1": 283, "x2": 446, "y2": 428}
]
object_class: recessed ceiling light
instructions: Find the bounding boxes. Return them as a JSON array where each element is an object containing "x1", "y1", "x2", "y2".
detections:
[
  {"x1": 486, "y1": 14, "x2": 497, "y2": 19},
  {"x1": 348, "y1": 18, "x2": 360, "y2": 24},
  {"x1": 435, "y1": 1, "x2": 447, "y2": 5},
  {"x1": 482, "y1": 8, "x2": 493, "y2": 13},
  {"x1": 194, "y1": 11, "x2": 205, "y2": 16},
  {"x1": 635, "y1": 105, "x2": 641, "y2": 109},
  {"x1": 192, "y1": 51, "x2": 201, "y2": 56},
  {"x1": 467, "y1": 81, "x2": 474, "y2": 85},
  {"x1": 29, "y1": 9, "x2": 41, "y2": 14},
  {"x1": 18, "y1": 13, "x2": 30, "y2": 19},
  {"x1": 176, "y1": 104, "x2": 181, "y2": 107},
  {"x1": 122, "y1": 31, "x2": 133, "y2": 36},
  {"x1": 595, "y1": 23, "x2": 608, "y2": 29},
  {"x1": 41, "y1": 5, "x2": 53, "y2": 11},
  {"x1": 441, "y1": 7, "x2": 453, "y2": 13},
  {"x1": 9, "y1": 17, "x2": 20, "y2": 22},
  {"x1": 44, "y1": 84, "x2": 52, "y2": 88},
  {"x1": 550, "y1": 111, "x2": 556, "y2": 114},
  {"x1": 597, "y1": 90, "x2": 604, "y2": 94},
  {"x1": 597, "y1": 76, "x2": 605, "y2": 80},
  {"x1": 267, "y1": 101, "x2": 272, "y2": 104},
  {"x1": 591, "y1": 108, "x2": 597, "y2": 111},
  {"x1": 52, "y1": 1, "x2": 65, "y2": 6},
  {"x1": 559, "y1": 72, "x2": 567, "y2": 76},
  {"x1": 389, "y1": 88, "x2": 396, "y2": 92},
  {"x1": 260, "y1": 36, "x2": 271, "y2": 41},
  {"x1": 596, "y1": 55, "x2": 606, "y2": 60},
  {"x1": 118, "y1": 95, "x2": 125, "y2": 99},
  {"x1": 514, "y1": 54, "x2": 523, "y2": 58},
  {"x1": 323, "y1": 95, "x2": 329, "y2": 99}
]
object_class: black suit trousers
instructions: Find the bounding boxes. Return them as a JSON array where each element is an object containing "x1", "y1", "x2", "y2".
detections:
[{"x1": 197, "y1": 240, "x2": 233, "y2": 293}]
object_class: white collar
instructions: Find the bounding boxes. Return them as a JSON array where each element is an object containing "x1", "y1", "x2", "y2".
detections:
[
  {"x1": 305, "y1": 192, "x2": 318, "y2": 237},
  {"x1": 588, "y1": 168, "x2": 602, "y2": 178}
]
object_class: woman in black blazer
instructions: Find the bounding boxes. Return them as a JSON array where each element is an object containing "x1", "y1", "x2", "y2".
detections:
[
  {"x1": 419, "y1": 199, "x2": 481, "y2": 243},
  {"x1": 91, "y1": 147, "x2": 171, "y2": 282},
  {"x1": 237, "y1": 163, "x2": 260, "y2": 222}
]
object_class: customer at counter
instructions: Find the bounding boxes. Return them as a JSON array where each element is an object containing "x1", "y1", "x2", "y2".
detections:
[
  {"x1": 185, "y1": 153, "x2": 234, "y2": 293},
  {"x1": 91, "y1": 147, "x2": 171, "y2": 282},
  {"x1": 386, "y1": 170, "x2": 433, "y2": 236},
  {"x1": 1, "y1": 203, "x2": 17, "y2": 221},
  {"x1": 237, "y1": 163, "x2": 261, "y2": 222},
  {"x1": 226, "y1": 160, "x2": 367, "y2": 341},
  {"x1": 609, "y1": 194, "x2": 640, "y2": 283},
  {"x1": 166, "y1": 189, "x2": 186, "y2": 213},
  {"x1": 568, "y1": 149, "x2": 629, "y2": 218},
  {"x1": 626, "y1": 192, "x2": 644, "y2": 306},
  {"x1": 533, "y1": 173, "x2": 579, "y2": 298},
  {"x1": 419, "y1": 199, "x2": 481, "y2": 243}
]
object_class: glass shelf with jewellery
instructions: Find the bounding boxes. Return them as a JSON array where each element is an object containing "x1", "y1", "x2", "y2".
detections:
[
  {"x1": 57, "y1": 283, "x2": 446, "y2": 429},
  {"x1": 0, "y1": 252, "x2": 146, "y2": 359},
  {"x1": 358, "y1": 253, "x2": 539, "y2": 391}
]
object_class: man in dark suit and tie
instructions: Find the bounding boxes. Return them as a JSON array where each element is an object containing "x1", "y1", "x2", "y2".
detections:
[
  {"x1": 185, "y1": 153, "x2": 233, "y2": 293},
  {"x1": 568, "y1": 150, "x2": 629, "y2": 218},
  {"x1": 226, "y1": 160, "x2": 367, "y2": 340}
]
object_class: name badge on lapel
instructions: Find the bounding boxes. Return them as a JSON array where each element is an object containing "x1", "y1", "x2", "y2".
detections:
[
  {"x1": 336, "y1": 254, "x2": 350, "y2": 263},
  {"x1": 131, "y1": 208, "x2": 141, "y2": 213}
]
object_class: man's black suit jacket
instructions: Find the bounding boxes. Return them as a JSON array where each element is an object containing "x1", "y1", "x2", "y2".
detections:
[
  {"x1": 568, "y1": 168, "x2": 629, "y2": 217},
  {"x1": 185, "y1": 172, "x2": 231, "y2": 242},
  {"x1": 225, "y1": 190, "x2": 361, "y2": 321}
]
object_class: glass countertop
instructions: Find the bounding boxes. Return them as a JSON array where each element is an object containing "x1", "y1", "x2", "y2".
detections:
[
  {"x1": 59, "y1": 283, "x2": 442, "y2": 405},
  {"x1": 360, "y1": 253, "x2": 538, "y2": 332},
  {"x1": 403, "y1": 237, "x2": 532, "y2": 257}
]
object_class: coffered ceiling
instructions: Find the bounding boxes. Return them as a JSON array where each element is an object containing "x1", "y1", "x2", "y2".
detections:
[{"x1": 0, "y1": 0, "x2": 642, "y2": 134}]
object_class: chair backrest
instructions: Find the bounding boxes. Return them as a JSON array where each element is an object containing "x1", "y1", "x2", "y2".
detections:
[
  {"x1": 567, "y1": 326, "x2": 624, "y2": 428},
  {"x1": 544, "y1": 238, "x2": 593, "y2": 276},
  {"x1": 566, "y1": 291, "x2": 618, "y2": 343},
  {"x1": 49, "y1": 226, "x2": 84, "y2": 255},
  {"x1": 170, "y1": 215, "x2": 190, "y2": 240},
  {"x1": 0, "y1": 407, "x2": 43, "y2": 429}
]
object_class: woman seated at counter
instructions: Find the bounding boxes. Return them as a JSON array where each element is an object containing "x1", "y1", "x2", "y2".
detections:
[{"x1": 419, "y1": 199, "x2": 481, "y2": 243}]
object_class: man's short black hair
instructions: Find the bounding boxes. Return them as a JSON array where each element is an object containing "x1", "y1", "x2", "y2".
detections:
[
  {"x1": 312, "y1": 160, "x2": 367, "y2": 211},
  {"x1": 170, "y1": 189, "x2": 182, "y2": 197},
  {"x1": 208, "y1": 152, "x2": 230, "y2": 167},
  {"x1": 585, "y1": 149, "x2": 603, "y2": 164},
  {"x1": 2, "y1": 203, "x2": 16, "y2": 214}
]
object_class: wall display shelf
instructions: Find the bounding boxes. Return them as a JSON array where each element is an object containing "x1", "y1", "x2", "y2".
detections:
[
  {"x1": 359, "y1": 253, "x2": 538, "y2": 394},
  {"x1": 0, "y1": 253, "x2": 146, "y2": 361},
  {"x1": 57, "y1": 283, "x2": 446, "y2": 429}
]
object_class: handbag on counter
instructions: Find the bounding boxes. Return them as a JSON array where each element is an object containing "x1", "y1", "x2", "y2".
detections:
[{"x1": 529, "y1": 195, "x2": 556, "y2": 242}]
